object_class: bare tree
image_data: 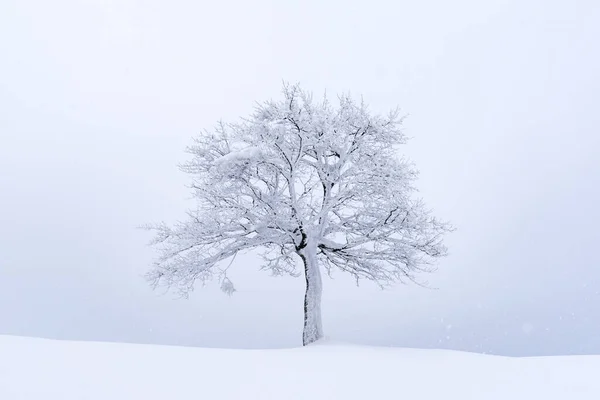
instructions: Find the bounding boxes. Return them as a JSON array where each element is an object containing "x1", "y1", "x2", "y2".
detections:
[{"x1": 144, "y1": 83, "x2": 451, "y2": 346}]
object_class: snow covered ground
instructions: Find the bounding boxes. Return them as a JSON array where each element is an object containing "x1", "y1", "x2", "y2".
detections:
[{"x1": 0, "y1": 335, "x2": 598, "y2": 399}]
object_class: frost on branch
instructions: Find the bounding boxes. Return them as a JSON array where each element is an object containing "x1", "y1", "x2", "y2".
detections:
[
  {"x1": 144, "y1": 83, "x2": 452, "y2": 344},
  {"x1": 219, "y1": 276, "x2": 236, "y2": 296}
]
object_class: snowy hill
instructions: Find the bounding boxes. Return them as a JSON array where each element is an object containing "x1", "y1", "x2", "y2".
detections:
[{"x1": 0, "y1": 335, "x2": 598, "y2": 399}]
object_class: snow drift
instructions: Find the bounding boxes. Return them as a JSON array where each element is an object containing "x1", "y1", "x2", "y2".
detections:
[{"x1": 0, "y1": 335, "x2": 598, "y2": 399}]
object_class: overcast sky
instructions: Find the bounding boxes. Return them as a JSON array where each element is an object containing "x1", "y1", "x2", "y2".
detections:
[{"x1": 1, "y1": 0, "x2": 598, "y2": 356}]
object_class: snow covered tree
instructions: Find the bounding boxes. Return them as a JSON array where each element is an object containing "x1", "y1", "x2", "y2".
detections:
[{"x1": 145, "y1": 83, "x2": 451, "y2": 346}]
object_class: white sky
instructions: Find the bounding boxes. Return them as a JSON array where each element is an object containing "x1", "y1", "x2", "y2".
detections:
[{"x1": 1, "y1": 0, "x2": 599, "y2": 356}]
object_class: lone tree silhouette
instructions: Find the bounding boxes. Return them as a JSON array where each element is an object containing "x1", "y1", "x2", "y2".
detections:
[{"x1": 145, "y1": 83, "x2": 451, "y2": 346}]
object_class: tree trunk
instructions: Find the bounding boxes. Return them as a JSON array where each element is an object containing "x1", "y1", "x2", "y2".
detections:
[{"x1": 299, "y1": 242, "x2": 323, "y2": 346}]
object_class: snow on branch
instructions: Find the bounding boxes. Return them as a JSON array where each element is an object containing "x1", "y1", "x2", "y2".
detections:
[{"x1": 144, "y1": 83, "x2": 452, "y2": 295}]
